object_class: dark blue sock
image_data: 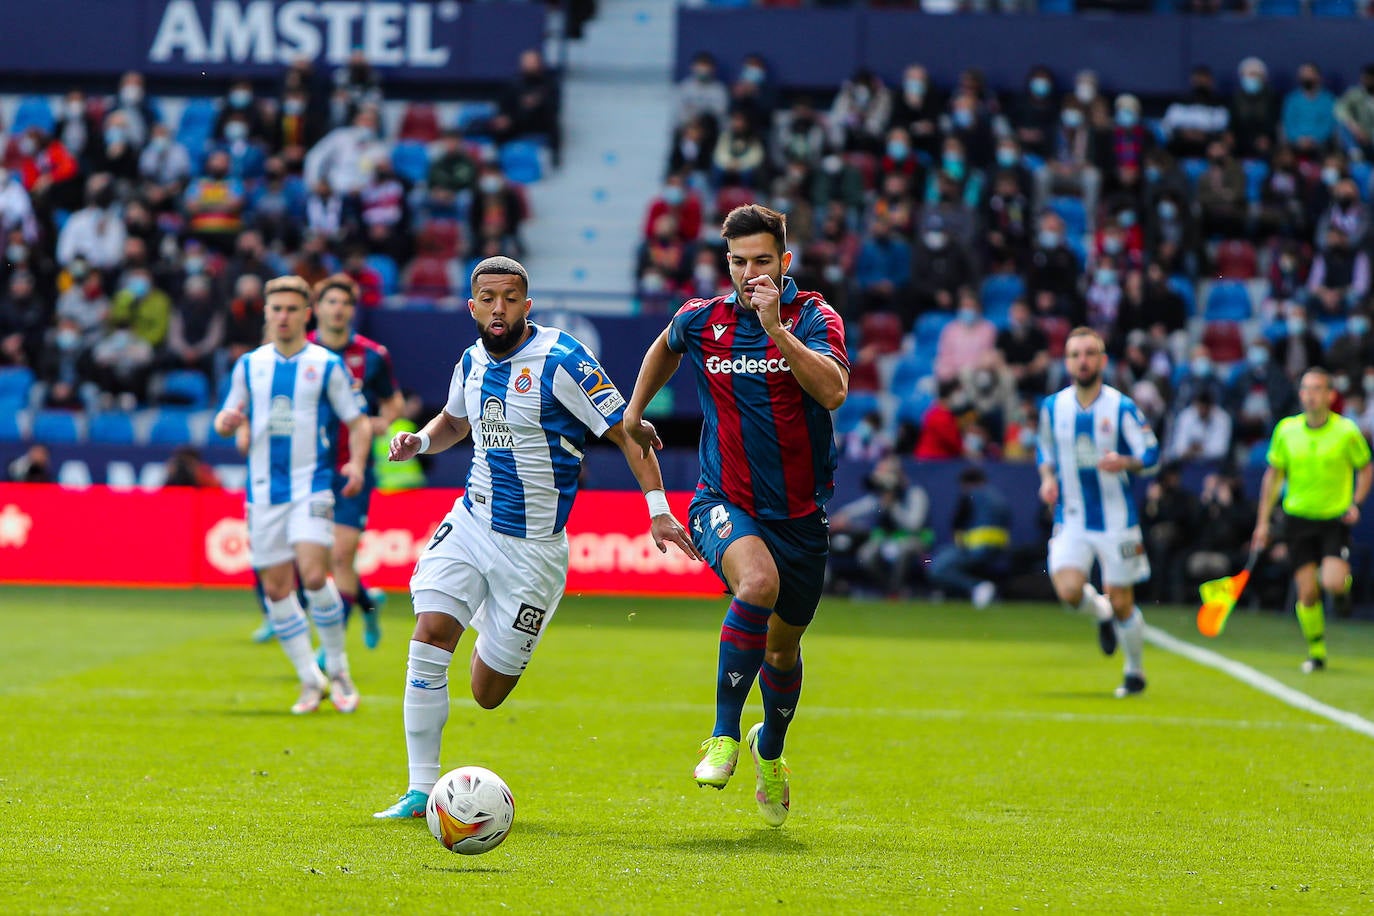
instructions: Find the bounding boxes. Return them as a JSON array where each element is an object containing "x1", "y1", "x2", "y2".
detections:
[
  {"x1": 356, "y1": 579, "x2": 377, "y2": 615},
  {"x1": 711, "y1": 598, "x2": 771, "y2": 741},
  {"x1": 757, "y1": 657, "x2": 802, "y2": 761},
  {"x1": 339, "y1": 591, "x2": 355, "y2": 626},
  {"x1": 253, "y1": 573, "x2": 268, "y2": 617}
]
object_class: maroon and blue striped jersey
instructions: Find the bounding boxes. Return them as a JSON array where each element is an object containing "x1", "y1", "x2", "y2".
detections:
[
  {"x1": 667, "y1": 277, "x2": 849, "y2": 520},
  {"x1": 307, "y1": 331, "x2": 398, "y2": 469}
]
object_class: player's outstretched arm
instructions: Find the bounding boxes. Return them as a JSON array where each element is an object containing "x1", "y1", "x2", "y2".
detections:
[
  {"x1": 390, "y1": 410, "x2": 471, "y2": 461},
  {"x1": 623, "y1": 329, "x2": 682, "y2": 459},
  {"x1": 605, "y1": 421, "x2": 704, "y2": 562}
]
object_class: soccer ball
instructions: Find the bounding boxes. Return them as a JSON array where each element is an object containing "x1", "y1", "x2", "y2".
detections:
[{"x1": 426, "y1": 766, "x2": 515, "y2": 855}]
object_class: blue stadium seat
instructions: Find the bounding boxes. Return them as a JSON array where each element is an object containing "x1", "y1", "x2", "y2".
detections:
[
  {"x1": 896, "y1": 390, "x2": 935, "y2": 426},
  {"x1": 1312, "y1": 0, "x2": 1357, "y2": 15},
  {"x1": 0, "y1": 366, "x2": 35, "y2": 404},
  {"x1": 147, "y1": 410, "x2": 195, "y2": 446},
  {"x1": 1204, "y1": 281, "x2": 1253, "y2": 321},
  {"x1": 1020, "y1": 152, "x2": 1045, "y2": 174},
  {"x1": 31, "y1": 410, "x2": 82, "y2": 444},
  {"x1": 455, "y1": 101, "x2": 498, "y2": 133},
  {"x1": 1247, "y1": 440, "x2": 1270, "y2": 468},
  {"x1": 1256, "y1": 0, "x2": 1303, "y2": 13},
  {"x1": 1047, "y1": 196, "x2": 1087, "y2": 238},
  {"x1": 890, "y1": 353, "x2": 933, "y2": 395},
  {"x1": 0, "y1": 410, "x2": 22, "y2": 442},
  {"x1": 391, "y1": 141, "x2": 431, "y2": 185},
  {"x1": 1168, "y1": 275, "x2": 1198, "y2": 315},
  {"x1": 366, "y1": 253, "x2": 399, "y2": 296},
  {"x1": 177, "y1": 98, "x2": 219, "y2": 152},
  {"x1": 1037, "y1": 0, "x2": 1075, "y2": 12},
  {"x1": 1352, "y1": 161, "x2": 1372, "y2": 201},
  {"x1": 500, "y1": 140, "x2": 544, "y2": 184},
  {"x1": 1242, "y1": 159, "x2": 1270, "y2": 204},
  {"x1": 833, "y1": 391, "x2": 882, "y2": 435},
  {"x1": 88, "y1": 411, "x2": 137, "y2": 445},
  {"x1": 1181, "y1": 158, "x2": 1208, "y2": 188},
  {"x1": 980, "y1": 274, "x2": 1025, "y2": 313},
  {"x1": 12, "y1": 95, "x2": 55, "y2": 135},
  {"x1": 915, "y1": 311, "x2": 953, "y2": 345},
  {"x1": 160, "y1": 370, "x2": 210, "y2": 408}
]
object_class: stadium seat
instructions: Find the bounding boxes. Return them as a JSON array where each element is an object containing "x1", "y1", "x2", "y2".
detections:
[
  {"x1": 1203, "y1": 281, "x2": 1252, "y2": 321},
  {"x1": 848, "y1": 359, "x2": 881, "y2": 393},
  {"x1": 391, "y1": 141, "x2": 431, "y2": 185},
  {"x1": 403, "y1": 255, "x2": 455, "y2": 299},
  {"x1": 11, "y1": 95, "x2": 55, "y2": 135},
  {"x1": 1312, "y1": 0, "x2": 1357, "y2": 13},
  {"x1": 0, "y1": 410, "x2": 23, "y2": 442},
  {"x1": 417, "y1": 219, "x2": 464, "y2": 258},
  {"x1": 833, "y1": 391, "x2": 881, "y2": 435},
  {"x1": 177, "y1": 98, "x2": 219, "y2": 152},
  {"x1": 889, "y1": 353, "x2": 933, "y2": 396},
  {"x1": 366, "y1": 253, "x2": 399, "y2": 296},
  {"x1": 500, "y1": 140, "x2": 544, "y2": 185},
  {"x1": 159, "y1": 370, "x2": 210, "y2": 408},
  {"x1": 1046, "y1": 197, "x2": 1087, "y2": 238},
  {"x1": 842, "y1": 152, "x2": 878, "y2": 191},
  {"x1": 1168, "y1": 275, "x2": 1198, "y2": 316},
  {"x1": 1241, "y1": 160, "x2": 1270, "y2": 203},
  {"x1": 455, "y1": 101, "x2": 499, "y2": 134},
  {"x1": 1352, "y1": 161, "x2": 1372, "y2": 201},
  {"x1": 1247, "y1": 440, "x2": 1270, "y2": 467},
  {"x1": 896, "y1": 390, "x2": 935, "y2": 425},
  {"x1": 1181, "y1": 158, "x2": 1208, "y2": 188},
  {"x1": 88, "y1": 411, "x2": 137, "y2": 445},
  {"x1": 31, "y1": 410, "x2": 82, "y2": 444},
  {"x1": 915, "y1": 311, "x2": 953, "y2": 345},
  {"x1": 1038, "y1": 316, "x2": 1071, "y2": 358},
  {"x1": 399, "y1": 102, "x2": 441, "y2": 142},
  {"x1": 1201, "y1": 321, "x2": 1245, "y2": 363},
  {"x1": 1036, "y1": 0, "x2": 1075, "y2": 12},
  {"x1": 0, "y1": 366, "x2": 35, "y2": 404},
  {"x1": 980, "y1": 274, "x2": 1025, "y2": 313},
  {"x1": 714, "y1": 185, "x2": 757, "y2": 217},
  {"x1": 147, "y1": 410, "x2": 195, "y2": 446},
  {"x1": 1214, "y1": 240, "x2": 1258, "y2": 280},
  {"x1": 1256, "y1": 0, "x2": 1303, "y2": 13},
  {"x1": 859, "y1": 312, "x2": 903, "y2": 354}
]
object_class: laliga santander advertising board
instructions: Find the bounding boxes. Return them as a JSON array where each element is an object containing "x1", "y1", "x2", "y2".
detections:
[{"x1": 0, "y1": 485, "x2": 721, "y2": 596}]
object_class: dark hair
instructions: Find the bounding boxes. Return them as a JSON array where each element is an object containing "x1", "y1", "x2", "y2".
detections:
[
  {"x1": 721, "y1": 204, "x2": 787, "y2": 255},
  {"x1": 313, "y1": 273, "x2": 359, "y2": 307},
  {"x1": 959, "y1": 466, "x2": 987, "y2": 486},
  {"x1": 470, "y1": 256, "x2": 529, "y2": 295},
  {"x1": 938, "y1": 378, "x2": 962, "y2": 400}
]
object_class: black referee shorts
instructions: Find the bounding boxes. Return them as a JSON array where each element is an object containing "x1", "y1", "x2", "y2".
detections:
[{"x1": 1285, "y1": 516, "x2": 1352, "y2": 569}]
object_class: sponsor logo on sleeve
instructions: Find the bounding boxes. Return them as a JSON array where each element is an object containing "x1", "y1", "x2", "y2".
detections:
[{"x1": 576, "y1": 361, "x2": 626, "y2": 417}]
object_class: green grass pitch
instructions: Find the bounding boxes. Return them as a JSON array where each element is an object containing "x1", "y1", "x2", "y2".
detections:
[{"x1": 3, "y1": 586, "x2": 1374, "y2": 914}]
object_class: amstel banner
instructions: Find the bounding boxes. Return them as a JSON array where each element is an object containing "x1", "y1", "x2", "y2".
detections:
[{"x1": 0, "y1": 484, "x2": 721, "y2": 596}]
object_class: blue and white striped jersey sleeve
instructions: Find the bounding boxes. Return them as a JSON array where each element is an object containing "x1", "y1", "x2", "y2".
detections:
[
  {"x1": 550, "y1": 341, "x2": 626, "y2": 438},
  {"x1": 443, "y1": 352, "x2": 471, "y2": 419},
  {"x1": 1118, "y1": 397, "x2": 1160, "y2": 476},
  {"x1": 323, "y1": 356, "x2": 363, "y2": 424},
  {"x1": 222, "y1": 354, "x2": 249, "y2": 413},
  {"x1": 1036, "y1": 395, "x2": 1057, "y2": 469}
]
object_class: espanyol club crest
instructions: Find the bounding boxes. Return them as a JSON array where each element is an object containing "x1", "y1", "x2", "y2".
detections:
[
  {"x1": 304, "y1": 366, "x2": 318, "y2": 382},
  {"x1": 1099, "y1": 417, "x2": 1112, "y2": 435},
  {"x1": 514, "y1": 368, "x2": 533, "y2": 394}
]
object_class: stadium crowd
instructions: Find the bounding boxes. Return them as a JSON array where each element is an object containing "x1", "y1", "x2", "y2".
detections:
[
  {"x1": 641, "y1": 52, "x2": 1374, "y2": 477},
  {"x1": 0, "y1": 50, "x2": 558, "y2": 417}
]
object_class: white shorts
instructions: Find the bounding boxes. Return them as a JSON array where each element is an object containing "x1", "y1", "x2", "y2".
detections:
[
  {"x1": 410, "y1": 501, "x2": 568, "y2": 677},
  {"x1": 248, "y1": 495, "x2": 336, "y2": 568},
  {"x1": 1048, "y1": 524, "x2": 1150, "y2": 587}
]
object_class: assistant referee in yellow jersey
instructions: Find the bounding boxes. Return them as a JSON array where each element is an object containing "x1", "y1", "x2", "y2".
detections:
[{"x1": 1252, "y1": 367, "x2": 1372, "y2": 672}]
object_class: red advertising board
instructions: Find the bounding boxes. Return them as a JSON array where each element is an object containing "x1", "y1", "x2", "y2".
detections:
[{"x1": 0, "y1": 484, "x2": 722, "y2": 596}]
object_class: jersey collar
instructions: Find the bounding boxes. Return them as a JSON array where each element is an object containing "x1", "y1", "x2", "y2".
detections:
[{"x1": 724, "y1": 275, "x2": 799, "y2": 311}]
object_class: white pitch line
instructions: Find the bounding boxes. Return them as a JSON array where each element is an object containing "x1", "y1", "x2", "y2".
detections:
[{"x1": 1145, "y1": 624, "x2": 1374, "y2": 740}]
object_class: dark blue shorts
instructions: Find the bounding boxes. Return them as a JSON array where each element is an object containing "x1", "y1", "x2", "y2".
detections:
[
  {"x1": 688, "y1": 492, "x2": 830, "y2": 627},
  {"x1": 332, "y1": 470, "x2": 375, "y2": 531}
]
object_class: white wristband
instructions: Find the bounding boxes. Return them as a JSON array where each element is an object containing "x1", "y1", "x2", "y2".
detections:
[
  {"x1": 645, "y1": 489, "x2": 671, "y2": 519},
  {"x1": 415, "y1": 431, "x2": 431, "y2": 454}
]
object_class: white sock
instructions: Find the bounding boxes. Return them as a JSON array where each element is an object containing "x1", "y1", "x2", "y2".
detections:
[
  {"x1": 1117, "y1": 607, "x2": 1145, "y2": 676},
  {"x1": 1075, "y1": 582, "x2": 1113, "y2": 622},
  {"x1": 269, "y1": 595, "x2": 320, "y2": 683},
  {"x1": 405, "y1": 639, "x2": 453, "y2": 794},
  {"x1": 307, "y1": 580, "x2": 347, "y2": 676}
]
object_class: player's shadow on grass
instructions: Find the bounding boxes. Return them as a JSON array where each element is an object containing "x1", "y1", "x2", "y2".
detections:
[
  {"x1": 662, "y1": 832, "x2": 809, "y2": 854},
  {"x1": 1038, "y1": 690, "x2": 1123, "y2": 700}
]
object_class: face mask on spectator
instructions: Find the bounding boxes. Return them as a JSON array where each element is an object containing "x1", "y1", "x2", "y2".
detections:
[
  {"x1": 965, "y1": 431, "x2": 985, "y2": 452},
  {"x1": 70, "y1": 260, "x2": 89, "y2": 279},
  {"x1": 822, "y1": 155, "x2": 843, "y2": 175},
  {"x1": 1322, "y1": 167, "x2": 1340, "y2": 187},
  {"x1": 823, "y1": 263, "x2": 844, "y2": 283},
  {"x1": 1191, "y1": 357, "x2": 1212, "y2": 377},
  {"x1": 479, "y1": 176, "x2": 503, "y2": 194},
  {"x1": 1103, "y1": 237, "x2": 1123, "y2": 255},
  {"x1": 229, "y1": 89, "x2": 252, "y2": 109},
  {"x1": 120, "y1": 84, "x2": 143, "y2": 105},
  {"x1": 1247, "y1": 345, "x2": 1269, "y2": 367},
  {"x1": 924, "y1": 230, "x2": 947, "y2": 250},
  {"x1": 6, "y1": 244, "x2": 27, "y2": 263},
  {"x1": 942, "y1": 153, "x2": 965, "y2": 178},
  {"x1": 641, "y1": 272, "x2": 666, "y2": 294},
  {"x1": 905, "y1": 78, "x2": 925, "y2": 97},
  {"x1": 1157, "y1": 200, "x2": 1178, "y2": 220},
  {"x1": 17, "y1": 136, "x2": 36, "y2": 156},
  {"x1": 662, "y1": 185, "x2": 684, "y2": 206},
  {"x1": 185, "y1": 255, "x2": 205, "y2": 275},
  {"x1": 996, "y1": 147, "x2": 1018, "y2": 168},
  {"x1": 957, "y1": 307, "x2": 978, "y2": 325},
  {"x1": 105, "y1": 128, "x2": 126, "y2": 148},
  {"x1": 1288, "y1": 316, "x2": 1307, "y2": 335},
  {"x1": 226, "y1": 121, "x2": 249, "y2": 142},
  {"x1": 952, "y1": 109, "x2": 973, "y2": 129},
  {"x1": 1075, "y1": 82, "x2": 1096, "y2": 104},
  {"x1": 1038, "y1": 230, "x2": 1061, "y2": 248},
  {"x1": 127, "y1": 276, "x2": 151, "y2": 299},
  {"x1": 1351, "y1": 315, "x2": 1371, "y2": 336},
  {"x1": 1241, "y1": 74, "x2": 1264, "y2": 94},
  {"x1": 693, "y1": 67, "x2": 712, "y2": 82},
  {"x1": 1145, "y1": 165, "x2": 1161, "y2": 183},
  {"x1": 1061, "y1": 109, "x2": 1083, "y2": 129},
  {"x1": 1096, "y1": 267, "x2": 1117, "y2": 286},
  {"x1": 1115, "y1": 110, "x2": 1138, "y2": 128},
  {"x1": 887, "y1": 140, "x2": 909, "y2": 161},
  {"x1": 1029, "y1": 77, "x2": 1051, "y2": 98},
  {"x1": 1335, "y1": 374, "x2": 1351, "y2": 393},
  {"x1": 694, "y1": 264, "x2": 716, "y2": 285},
  {"x1": 741, "y1": 66, "x2": 765, "y2": 85},
  {"x1": 1365, "y1": 373, "x2": 1374, "y2": 393}
]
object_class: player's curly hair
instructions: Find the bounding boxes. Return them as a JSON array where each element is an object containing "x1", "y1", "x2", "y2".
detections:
[
  {"x1": 313, "y1": 273, "x2": 359, "y2": 307},
  {"x1": 721, "y1": 204, "x2": 787, "y2": 255},
  {"x1": 470, "y1": 256, "x2": 529, "y2": 295},
  {"x1": 263, "y1": 274, "x2": 312, "y2": 304}
]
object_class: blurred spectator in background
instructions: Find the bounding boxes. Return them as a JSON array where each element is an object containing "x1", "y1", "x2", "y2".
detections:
[
  {"x1": 92, "y1": 111, "x2": 140, "y2": 181},
  {"x1": 643, "y1": 172, "x2": 702, "y2": 246},
  {"x1": 109, "y1": 266, "x2": 170, "y2": 353},
  {"x1": 828, "y1": 455, "x2": 930, "y2": 598},
  {"x1": 214, "y1": 111, "x2": 267, "y2": 181},
  {"x1": 54, "y1": 90, "x2": 97, "y2": 167},
  {"x1": 13, "y1": 126, "x2": 81, "y2": 214},
  {"x1": 675, "y1": 52, "x2": 730, "y2": 135},
  {"x1": 334, "y1": 48, "x2": 383, "y2": 113},
  {"x1": 139, "y1": 123, "x2": 192, "y2": 189},
  {"x1": 841, "y1": 410, "x2": 894, "y2": 463},
  {"x1": 935, "y1": 289, "x2": 996, "y2": 382},
  {"x1": 1141, "y1": 461, "x2": 1198, "y2": 603},
  {"x1": 637, "y1": 212, "x2": 692, "y2": 298},
  {"x1": 7, "y1": 444, "x2": 52, "y2": 483},
  {"x1": 712, "y1": 108, "x2": 767, "y2": 189},
  {"x1": 164, "y1": 445, "x2": 222, "y2": 488},
  {"x1": 1035, "y1": 100, "x2": 1100, "y2": 224},
  {"x1": 164, "y1": 274, "x2": 224, "y2": 381},
  {"x1": 669, "y1": 115, "x2": 716, "y2": 186},
  {"x1": 1196, "y1": 141, "x2": 1247, "y2": 239},
  {"x1": 1173, "y1": 343, "x2": 1225, "y2": 411},
  {"x1": 996, "y1": 299, "x2": 1051, "y2": 397},
  {"x1": 1281, "y1": 63, "x2": 1337, "y2": 158},
  {"x1": 927, "y1": 465, "x2": 1012, "y2": 609},
  {"x1": 0, "y1": 168, "x2": 37, "y2": 245},
  {"x1": 892, "y1": 64, "x2": 943, "y2": 163},
  {"x1": 1273, "y1": 303, "x2": 1327, "y2": 381},
  {"x1": 772, "y1": 97, "x2": 827, "y2": 173},
  {"x1": 184, "y1": 150, "x2": 246, "y2": 251},
  {"x1": 1185, "y1": 471, "x2": 1255, "y2": 597},
  {"x1": 1230, "y1": 57, "x2": 1279, "y2": 161},
  {"x1": 1315, "y1": 177, "x2": 1368, "y2": 252},
  {"x1": 427, "y1": 128, "x2": 479, "y2": 202},
  {"x1": 960, "y1": 351, "x2": 1018, "y2": 446},
  {"x1": 215, "y1": 80, "x2": 266, "y2": 144},
  {"x1": 1011, "y1": 65, "x2": 1059, "y2": 160},
  {"x1": 359, "y1": 159, "x2": 409, "y2": 263},
  {"x1": 915, "y1": 378, "x2": 969, "y2": 460},
  {"x1": 829, "y1": 68, "x2": 892, "y2": 155},
  {"x1": 0, "y1": 270, "x2": 46, "y2": 368},
  {"x1": 1326, "y1": 310, "x2": 1374, "y2": 381},
  {"x1": 1165, "y1": 390, "x2": 1232, "y2": 464},
  {"x1": 1162, "y1": 65, "x2": 1229, "y2": 159},
  {"x1": 305, "y1": 107, "x2": 386, "y2": 196},
  {"x1": 729, "y1": 54, "x2": 778, "y2": 132},
  {"x1": 56, "y1": 175, "x2": 125, "y2": 269},
  {"x1": 1305, "y1": 225, "x2": 1369, "y2": 320},
  {"x1": 55, "y1": 258, "x2": 108, "y2": 347},
  {"x1": 1335, "y1": 63, "x2": 1374, "y2": 162},
  {"x1": 488, "y1": 49, "x2": 562, "y2": 165},
  {"x1": 469, "y1": 163, "x2": 528, "y2": 256},
  {"x1": 982, "y1": 168, "x2": 1032, "y2": 272},
  {"x1": 1026, "y1": 211, "x2": 1082, "y2": 322},
  {"x1": 342, "y1": 247, "x2": 384, "y2": 309},
  {"x1": 854, "y1": 213, "x2": 911, "y2": 318},
  {"x1": 89, "y1": 315, "x2": 154, "y2": 407},
  {"x1": 810, "y1": 151, "x2": 864, "y2": 223},
  {"x1": 911, "y1": 214, "x2": 976, "y2": 322},
  {"x1": 110, "y1": 71, "x2": 158, "y2": 149},
  {"x1": 1225, "y1": 339, "x2": 1296, "y2": 447},
  {"x1": 224, "y1": 273, "x2": 265, "y2": 363}
]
